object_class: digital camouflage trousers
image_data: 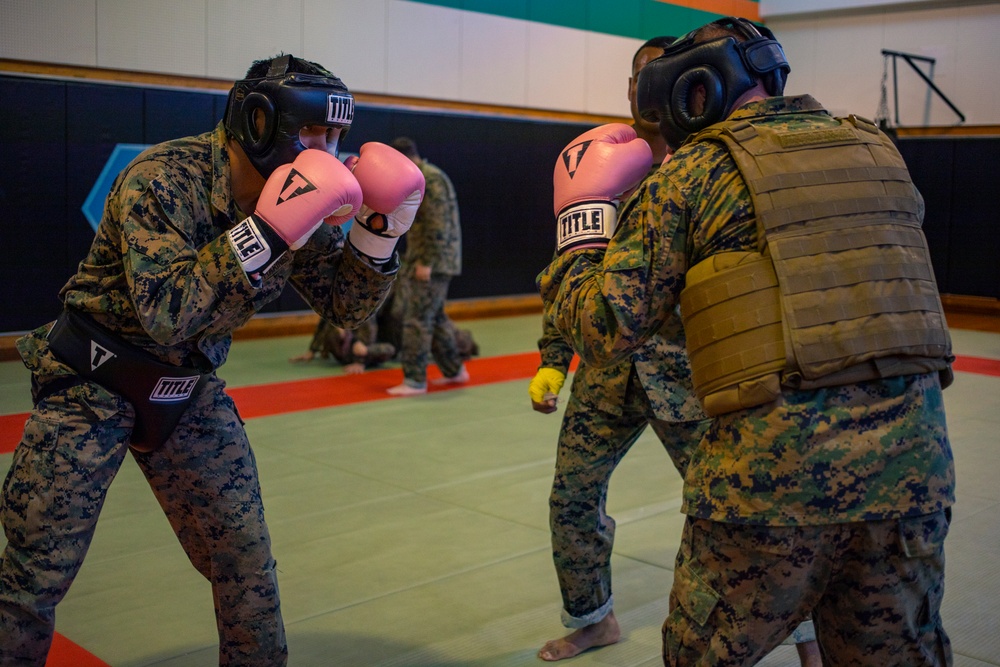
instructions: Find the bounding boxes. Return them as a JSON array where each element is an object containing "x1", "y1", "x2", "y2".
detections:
[
  {"x1": 663, "y1": 511, "x2": 952, "y2": 666},
  {"x1": 0, "y1": 372, "x2": 286, "y2": 666}
]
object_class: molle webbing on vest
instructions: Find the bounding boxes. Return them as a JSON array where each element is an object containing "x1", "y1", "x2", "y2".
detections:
[
  {"x1": 681, "y1": 114, "x2": 952, "y2": 416},
  {"x1": 681, "y1": 252, "x2": 784, "y2": 416}
]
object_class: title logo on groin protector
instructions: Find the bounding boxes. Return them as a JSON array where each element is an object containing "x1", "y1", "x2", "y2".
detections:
[
  {"x1": 149, "y1": 376, "x2": 200, "y2": 403},
  {"x1": 561, "y1": 140, "x2": 593, "y2": 178},
  {"x1": 90, "y1": 340, "x2": 117, "y2": 371}
]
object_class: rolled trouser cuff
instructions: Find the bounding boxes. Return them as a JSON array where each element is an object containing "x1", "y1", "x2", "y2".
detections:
[{"x1": 561, "y1": 596, "x2": 613, "y2": 629}]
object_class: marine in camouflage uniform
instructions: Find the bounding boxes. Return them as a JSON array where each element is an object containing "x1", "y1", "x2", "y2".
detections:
[
  {"x1": 301, "y1": 316, "x2": 397, "y2": 370},
  {"x1": 536, "y1": 35, "x2": 817, "y2": 663},
  {"x1": 0, "y1": 120, "x2": 394, "y2": 665},
  {"x1": 389, "y1": 138, "x2": 465, "y2": 390},
  {"x1": 537, "y1": 310, "x2": 708, "y2": 627},
  {"x1": 385, "y1": 278, "x2": 478, "y2": 363},
  {"x1": 536, "y1": 40, "x2": 710, "y2": 637},
  {"x1": 539, "y1": 93, "x2": 954, "y2": 667}
]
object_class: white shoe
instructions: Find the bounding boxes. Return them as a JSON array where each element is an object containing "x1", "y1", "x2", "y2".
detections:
[
  {"x1": 431, "y1": 365, "x2": 470, "y2": 386},
  {"x1": 387, "y1": 381, "x2": 427, "y2": 396}
]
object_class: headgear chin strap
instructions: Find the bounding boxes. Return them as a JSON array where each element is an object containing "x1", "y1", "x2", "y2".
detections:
[
  {"x1": 635, "y1": 17, "x2": 790, "y2": 148},
  {"x1": 224, "y1": 55, "x2": 355, "y2": 178}
]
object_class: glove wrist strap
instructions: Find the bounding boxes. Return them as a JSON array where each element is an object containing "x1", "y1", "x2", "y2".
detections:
[
  {"x1": 556, "y1": 201, "x2": 617, "y2": 254},
  {"x1": 227, "y1": 215, "x2": 289, "y2": 275},
  {"x1": 349, "y1": 223, "x2": 397, "y2": 263}
]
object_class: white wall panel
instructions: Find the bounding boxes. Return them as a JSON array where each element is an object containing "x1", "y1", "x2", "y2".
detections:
[
  {"x1": 304, "y1": 0, "x2": 388, "y2": 94},
  {"x1": 205, "y1": 0, "x2": 303, "y2": 82},
  {"x1": 805, "y1": 15, "x2": 884, "y2": 119},
  {"x1": 762, "y1": 0, "x2": 965, "y2": 18},
  {"x1": 386, "y1": 0, "x2": 461, "y2": 102},
  {"x1": 526, "y1": 22, "x2": 586, "y2": 113},
  {"x1": 768, "y1": 19, "x2": 818, "y2": 97},
  {"x1": 952, "y1": 5, "x2": 1000, "y2": 125},
  {"x1": 4, "y1": 1, "x2": 999, "y2": 124},
  {"x1": 770, "y1": 3, "x2": 1000, "y2": 126},
  {"x1": 882, "y1": 8, "x2": 961, "y2": 126},
  {"x1": 584, "y1": 32, "x2": 640, "y2": 117},
  {"x1": 460, "y1": 11, "x2": 528, "y2": 107},
  {"x1": 776, "y1": 14, "x2": 888, "y2": 120},
  {"x1": 1, "y1": 0, "x2": 98, "y2": 66},
  {"x1": 96, "y1": 0, "x2": 206, "y2": 76}
]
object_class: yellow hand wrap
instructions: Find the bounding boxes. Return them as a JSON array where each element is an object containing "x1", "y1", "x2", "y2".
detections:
[{"x1": 528, "y1": 367, "x2": 566, "y2": 404}]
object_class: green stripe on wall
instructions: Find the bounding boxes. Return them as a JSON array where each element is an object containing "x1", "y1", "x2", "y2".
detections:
[{"x1": 405, "y1": 0, "x2": 728, "y2": 39}]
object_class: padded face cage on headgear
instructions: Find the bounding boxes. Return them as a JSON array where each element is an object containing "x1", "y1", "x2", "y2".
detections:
[
  {"x1": 635, "y1": 17, "x2": 789, "y2": 149},
  {"x1": 224, "y1": 54, "x2": 355, "y2": 178}
]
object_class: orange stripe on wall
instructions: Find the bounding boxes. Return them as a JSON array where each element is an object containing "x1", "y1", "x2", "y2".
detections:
[{"x1": 656, "y1": 0, "x2": 760, "y2": 22}]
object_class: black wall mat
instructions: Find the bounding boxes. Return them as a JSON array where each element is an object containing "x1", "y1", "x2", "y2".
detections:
[
  {"x1": 4, "y1": 72, "x2": 996, "y2": 334},
  {"x1": 145, "y1": 88, "x2": 221, "y2": 145},
  {"x1": 0, "y1": 74, "x2": 594, "y2": 332},
  {"x1": 947, "y1": 139, "x2": 1000, "y2": 298},
  {"x1": 0, "y1": 78, "x2": 69, "y2": 331},
  {"x1": 896, "y1": 138, "x2": 954, "y2": 293},
  {"x1": 65, "y1": 83, "x2": 144, "y2": 285},
  {"x1": 898, "y1": 135, "x2": 1000, "y2": 299}
]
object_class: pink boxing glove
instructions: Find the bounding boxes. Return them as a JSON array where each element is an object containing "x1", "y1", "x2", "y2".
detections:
[
  {"x1": 553, "y1": 123, "x2": 652, "y2": 254},
  {"x1": 346, "y1": 142, "x2": 426, "y2": 263},
  {"x1": 228, "y1": 149, "x2": 362, "y2": 276}
]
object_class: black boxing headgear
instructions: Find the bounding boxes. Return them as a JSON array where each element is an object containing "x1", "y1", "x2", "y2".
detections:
[
  {"x1": 635, "y1": 17, "x2": 789, "y2": 148},
  {"x1": 224, "y1": 55, "x2": 355, "y2": 178}
]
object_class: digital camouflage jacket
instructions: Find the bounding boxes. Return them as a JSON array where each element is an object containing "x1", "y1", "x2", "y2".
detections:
[
  {"x1": 403, "y1": 160, "x2": 462, "y2": 276},
  {"x1": 21, "y1": 123, "x2": 394, "y2": 374}
]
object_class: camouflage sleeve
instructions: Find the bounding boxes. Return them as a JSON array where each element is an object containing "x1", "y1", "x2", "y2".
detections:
[
  {"x1": 537, "y1": 309, "x2": 575, "y2": 373},
  {"x1": 117, "y1": 173, "x2": 268, "y2": 345},
  {"x1": 409, "y1": 170, "x2": 451, "y2": 267},
  {"x1": 537, "y1": 176, "x2": 689, "y2": 369},
  {"x1": 287, "y1": 224, "x2": 398, "y2": 330}
]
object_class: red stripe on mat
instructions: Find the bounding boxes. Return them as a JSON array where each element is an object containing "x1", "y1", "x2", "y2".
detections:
[
  {"x1": 0, "y1": 352, "x2": 1000, "y2": 454},
  {"x1": 1, "y1": 352, "x2": 995, "y2": 455},
  {"x1": 951, "y1": 354, "x2": 1000, "y2": 376},
  {"x1": 46, "y1": 631, "x2": 111, "y2": 666},
  {"x1": 230, "y1": 351, "x2": 545, "y2": 419},
  {"x1": 0, "y1": 352, "x2": 547, "y2": 454}
]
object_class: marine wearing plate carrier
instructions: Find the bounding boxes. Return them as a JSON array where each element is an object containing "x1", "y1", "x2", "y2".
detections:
[{"x1": 541, "y1": 17, "x2": 956, "y2": 665}]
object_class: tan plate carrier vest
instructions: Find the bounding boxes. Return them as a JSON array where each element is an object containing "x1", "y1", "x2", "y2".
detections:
[{"x1": 679, "y1": 114, "x2": 953, "y2": 417}]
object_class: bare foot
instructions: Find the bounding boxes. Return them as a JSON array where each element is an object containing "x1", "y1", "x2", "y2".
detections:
[
  {"x1": 537, "y1": 612, "x2": 621, "y2": 661},
  {"x1": 431, "y1": 364, "x2": 470, "y2": 386},
  {"x1": 387, "y1": 381, "x2": 427, "y2": 396}
]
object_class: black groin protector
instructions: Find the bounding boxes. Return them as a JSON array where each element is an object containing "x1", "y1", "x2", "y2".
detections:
[
  {"x1": 636, "y1": 17, "x2": 789, "y2": 148},
  {"x1": 225, "y1": 57, "x2": 355, "y2": 178}
]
